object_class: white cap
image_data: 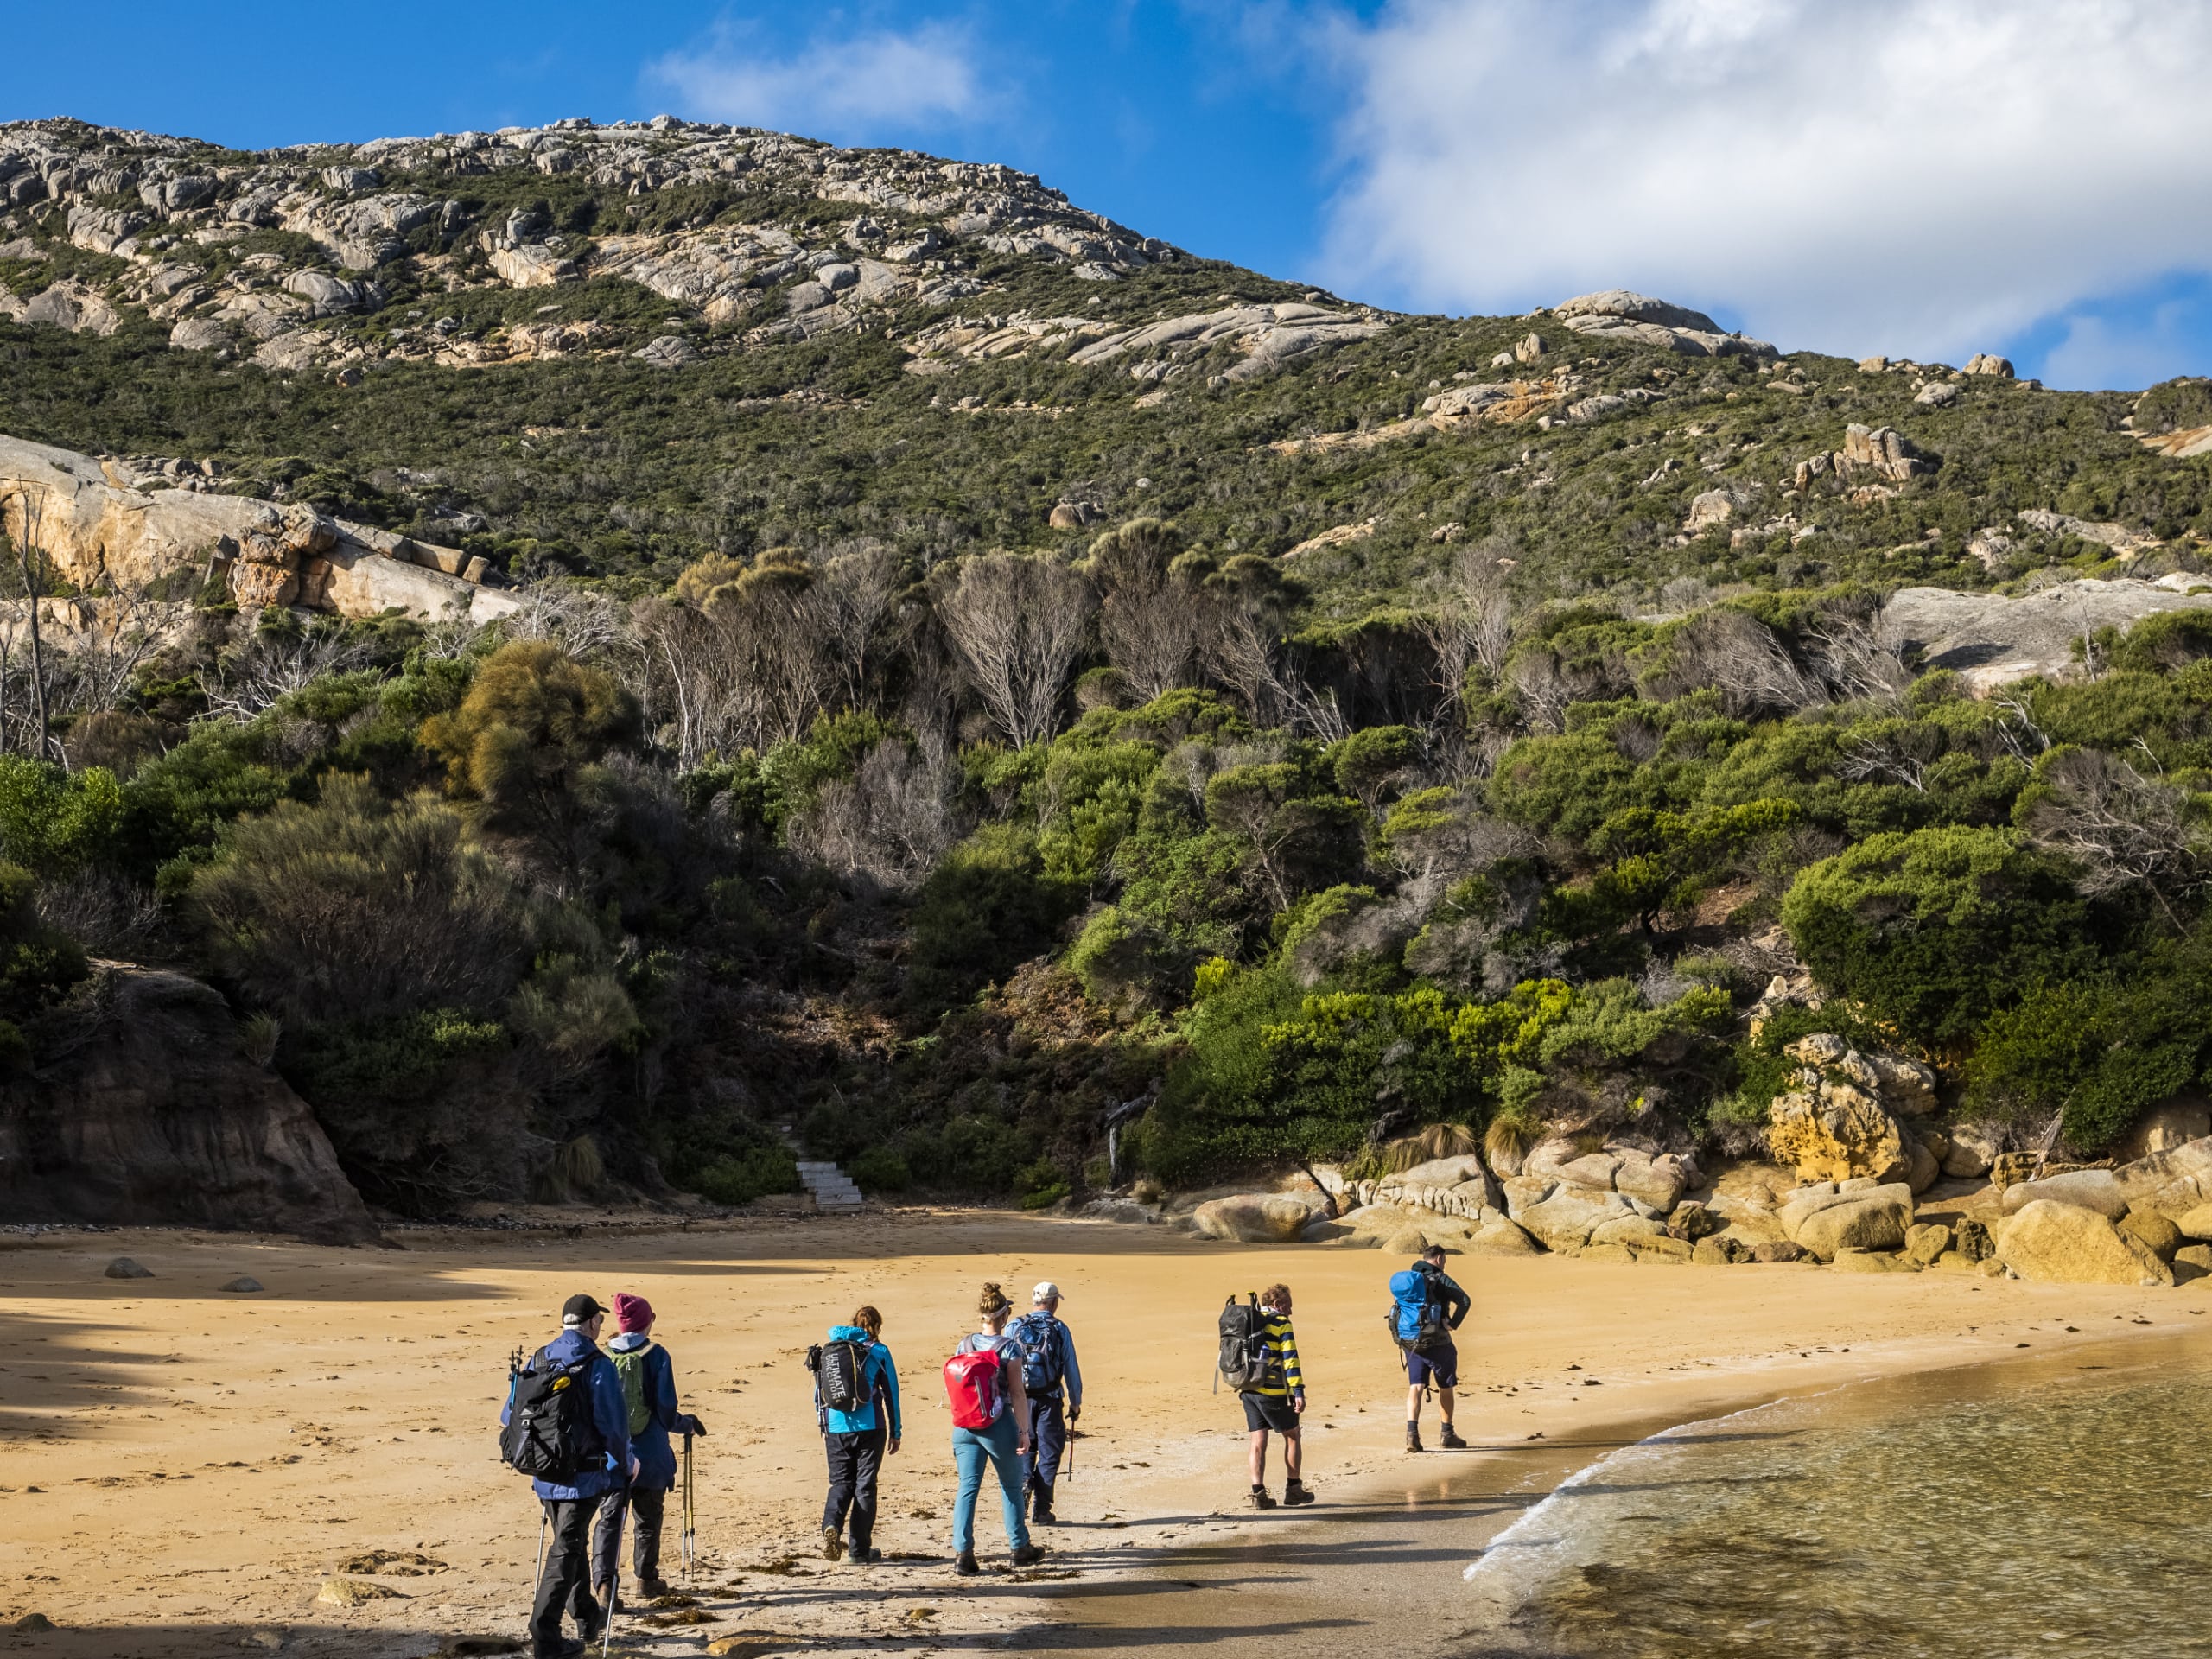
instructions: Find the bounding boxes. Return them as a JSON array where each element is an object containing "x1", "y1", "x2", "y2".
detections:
[{"x1": 1033, "y1": 1281, "x2": 1061, "y2": 1305}]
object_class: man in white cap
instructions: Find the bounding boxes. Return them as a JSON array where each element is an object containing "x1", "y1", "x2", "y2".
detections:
[{"x1": 1007, "y1": 1281, "x2": 1084, "y2": 1526}]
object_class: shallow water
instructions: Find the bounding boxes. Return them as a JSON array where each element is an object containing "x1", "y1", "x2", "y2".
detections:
[{"x1": 1460, "y1": 1339, "x2": 2212, "y2": 1657}]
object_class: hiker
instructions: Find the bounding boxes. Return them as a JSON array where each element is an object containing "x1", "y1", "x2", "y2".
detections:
[
  {"x1": 594, "y1": 1294, "x2": 705, "y2": 1606},
  {"x1": 1243, "y1": 1283, "x2": 1313, "y2": 1510},
  {"x1": 1007, "y1": 1281, "x2": 1084, "y2": 1525},
  {"x1": 814, "y1": 1303, "x2": 902, "y2": 1564},
  {"x1": 944, "y1": 1281, "x2": 1045, "y2": 1574},
  {"x1": 500, "y1": 1294, "x2": 634, "y2": 1659},
  {"x1": 1393, "y1": 1244, "x2": 1472, "y2": 1452}
]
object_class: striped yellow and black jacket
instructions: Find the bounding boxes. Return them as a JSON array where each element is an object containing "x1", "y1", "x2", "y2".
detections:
[{"x1": 1247, "y1": 1313, "x2": 1305, "y2": 1399}]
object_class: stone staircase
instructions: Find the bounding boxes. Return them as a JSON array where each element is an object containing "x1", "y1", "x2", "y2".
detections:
[{"x1": 797, "y1": 1160, "x2": 865, "y2": 1212}]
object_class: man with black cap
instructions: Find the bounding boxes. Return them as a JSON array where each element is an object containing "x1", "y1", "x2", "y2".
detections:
[{"x1": 503, "y1": 1294, "x2": 634, "y2": 1659}]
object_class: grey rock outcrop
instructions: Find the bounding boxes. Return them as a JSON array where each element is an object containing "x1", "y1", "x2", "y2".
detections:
[
  {"x1": 0, "y1": 965, "x2": 374, "y2": 1243},
  {"x1": 1068, "y1": 302, "x2": 1387, "y2": 384},
  {"x1": 1552, "y1": 290, "x2": 1778, "y2": 359},
  {"x1": 0, "y1": 433, "x2": 517, "y2": 625},
  {"x1": 1882, "y1": 580, "x2": 2212, "y2": 694}
]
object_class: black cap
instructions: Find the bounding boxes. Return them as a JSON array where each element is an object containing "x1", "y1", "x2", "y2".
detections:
[{"x1": 562, "y1": 1294, "x2": 605, "y2": 1325}]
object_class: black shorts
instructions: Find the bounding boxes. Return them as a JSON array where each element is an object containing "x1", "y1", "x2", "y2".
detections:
[
  {"x1": 1406, "y1": 1342, "x2": 1459, "y2": 1389},
  {"x1": 1243, "y1": 1393, "x2": 1300, "y2": 1434}
]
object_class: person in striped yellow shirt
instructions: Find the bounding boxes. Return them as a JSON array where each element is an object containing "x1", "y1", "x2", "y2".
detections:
[{"x1": 1243, "y1": 1284, "x2": 1314, "y2": 1510}]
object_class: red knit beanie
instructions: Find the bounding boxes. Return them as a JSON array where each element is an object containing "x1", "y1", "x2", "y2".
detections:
[{"x1": 613, "y1": 1293, "x2": 654, "y2": 1333}]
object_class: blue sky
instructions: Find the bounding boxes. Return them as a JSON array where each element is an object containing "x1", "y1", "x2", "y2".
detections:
[{"x1": 14, "y1": 1, "x2": 2212, "y2": 391}]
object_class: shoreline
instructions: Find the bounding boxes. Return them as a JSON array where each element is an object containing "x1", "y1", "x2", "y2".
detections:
[
  {"x1": 2, "y1": 1214, "x2": 2203, "y2": 1656},
  {"x1": 1033, "y1": 1319, "x2": 2211, "y2": 1657}
]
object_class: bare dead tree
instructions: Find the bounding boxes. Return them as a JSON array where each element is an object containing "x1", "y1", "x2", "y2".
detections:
[
  {"x1": 937, "y1": 553, "x2": 1093, "y2": 748},
  {"x1": 0, "y1": 488, "x2": 57, "y2": 761},
  {"x1": 1992, "y1": 695, "x2": 2052, "y2": 766},
  {"x1": 197, "y1": 616, "x2": 372, "y2": 722},
  {"x1": 1643, "y1": 607, "x2": 1824, "y2": 718},
  {"x1": 1510, "y1": 651, "x2": 1577, "y2": 734},
  {"x1": 785, "y1": 738, "x2": 960, "y2": 889},
  {"x1": 1837, "y1": 723, "x2": 1942, "y2": 792},
  {"x1": 814, "y1": 545, "x2": 900, "y2": 715},
  {"x1": 1088, "y1": 520, "x2": 1205, "y2": 701},
  {"x1": 1810, "y1": 609, "x2": 1912, "y2": 704},
  {"x1": 2024, "y1": 747, "x2": 2202, "y2": 925},
  {"x1": 1417, "y1": 543, "x2": 1514, "y2": 728},
  {"x1": 46, "y1": 586, "x2": 168, "y2": 722},
  {"x1": 634, "y1": 556, "x2": 849, "y2": 766}
]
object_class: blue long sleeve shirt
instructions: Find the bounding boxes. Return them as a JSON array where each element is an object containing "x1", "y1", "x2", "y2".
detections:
[
  {"x1": 500, "y1": 1328, "x2": 632, "y2": 1501},
  {"x1": 816, "y1": 1325, "x2": 902, "y2": 1439},
  {"x1": 607, "y1": 1332, "x2": 683, "y2": 1490}
]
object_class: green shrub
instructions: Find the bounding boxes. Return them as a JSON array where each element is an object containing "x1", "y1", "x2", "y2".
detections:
[
  {"x1": 906, "y1": 825, "x2": 1080, "y2": 1014},
  {"x1": 1781, "y1": 827, "x2": 2101, "y2": 1050},
  {"x1": 847, "y1": 1145, "x2": 911, "y2": 1193},
  {"x1": 690, "y1": 1145, "x2": 803, "y2": 1205}
]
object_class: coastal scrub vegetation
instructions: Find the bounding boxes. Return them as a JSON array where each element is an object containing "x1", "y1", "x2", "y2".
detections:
[{"x1": 1, "y1": 512, "x2": 2210, "y2": 1211}]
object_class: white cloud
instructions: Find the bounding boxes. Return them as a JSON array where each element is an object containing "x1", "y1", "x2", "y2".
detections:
[
  {"x1": 1320, "y1": 0, "x2": 2212, "y2": 364},
  {"x1": 650, "y1": 22, "x2": 983, "y2": 139},
  {"x1": 2040, "y1": 290, "x2": 2212, "y2": 392}
]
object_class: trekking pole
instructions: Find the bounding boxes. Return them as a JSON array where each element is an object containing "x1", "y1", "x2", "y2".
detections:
[
  {"x1": 682, "y1": 1432, "x2": 696, "y2": 1583},
  {"x1": 532, "y1": 1507, "x2": 547, "y2": 1590},
  {"x1": 601, "y1": 1494, "x2": 626, "y2": 1659}
]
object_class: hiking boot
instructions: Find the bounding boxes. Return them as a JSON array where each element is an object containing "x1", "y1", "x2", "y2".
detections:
[
  {"x1": 1248, "y1": 1486, "x2": 1278, "y2": 1510},
  {"x1": 1440, "y1": 1426, "x2": 1468, "y2": 1450},
  {"x1": 535, "y1": 1640, "x2": 588, "y2": 1659},
  {"x1": 1406, "y1": 1425, "x2": 1425, "y2": 1453},
  {"x1": 638, "y1": 1576, "x2": 672, "y2": 1599},
  {"x1": 1032, "y1": 1503, "x2": 1058, "y2": 1526},
  {"x1": 1011, "y1": 1543, "x2": 1046, "y2": 1567},
  {"x1": 1283, "y1": 1479, "x2": 1316, "y2": 1506},
  {"x1": 955, "y1": 1550, "x2": 981, "y2": 1576},
  {"x1": 854, "y1": 1547, "x2": 882, "y2": 1564},
  {"x1": 822, "y1": 1525, "x2": 846, "y2": 1562}
]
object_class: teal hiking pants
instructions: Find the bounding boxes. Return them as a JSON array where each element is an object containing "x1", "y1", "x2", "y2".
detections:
[{"x1": 951, "y1": 1414, "x2": 1031, "y2": 1555}]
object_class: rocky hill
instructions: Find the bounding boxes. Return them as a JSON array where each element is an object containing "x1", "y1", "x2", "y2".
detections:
[
  {"x1": 4, "y1": 115, "x2": 2209, "y2": 631},
  {"x1": 7, "y1": 115, "x2": 2212, "y2": 1247}
]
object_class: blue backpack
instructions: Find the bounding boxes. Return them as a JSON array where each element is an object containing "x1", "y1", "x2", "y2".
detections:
[
  {"x1": 1007, "y1": 1312, "x2": 1065, "y2": 1394},
  {"x1": 1388, "y1": 1268, "x2": 1452, "y2": 1354}
]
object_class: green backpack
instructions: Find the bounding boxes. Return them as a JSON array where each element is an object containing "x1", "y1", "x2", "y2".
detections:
[{"x1": 610, "y1": 1341, "x2": 654, "y2": 1435}]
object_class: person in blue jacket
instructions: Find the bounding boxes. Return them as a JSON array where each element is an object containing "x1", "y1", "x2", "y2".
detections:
[
  {"x1": 816, "y1": 1304, "x2": 902, "y2": 1563},
  {"x1": 502, "y1": 1294, "x2": 634, "y2": 1659},
  {"x1": 1007, "y1": 1281, "x2": 1084, "y2": 1525},
  {"x1": 594, "y1": 1294, "x2": 704, "y2": 1605}
]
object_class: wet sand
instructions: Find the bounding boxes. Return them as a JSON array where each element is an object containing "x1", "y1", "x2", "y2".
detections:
[{"x1": 2, "y1": 1211, "x2": 2201, "y2": 1657}]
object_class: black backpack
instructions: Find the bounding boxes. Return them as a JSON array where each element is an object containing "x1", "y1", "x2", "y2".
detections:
[
  {"x1": 500, "y1": 1347, "x2": 605, "y2": 1482},
  {"x1": 1217, "y1": 1294, "x2": 1281, "y2": 1395},
  {"x1": 807, "y1": 1338, "x2": 869, "y2": 1414}
]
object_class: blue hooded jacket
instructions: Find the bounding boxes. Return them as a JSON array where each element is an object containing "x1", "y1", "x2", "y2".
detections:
[
  {"x1": 815, "y1": 1325, "x2": 901, "y2": 1438},
  {"x1": 500, "y1": 1328, "x2": 632, "y2": 1501},
  {"x1": 607, "y1": 1332, "x2": 683, "y2": 1491}
]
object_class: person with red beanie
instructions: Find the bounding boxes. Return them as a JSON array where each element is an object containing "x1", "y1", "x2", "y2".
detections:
[{"x1": 592, "y1": 1293, "x2": 704, "y2": 1604}]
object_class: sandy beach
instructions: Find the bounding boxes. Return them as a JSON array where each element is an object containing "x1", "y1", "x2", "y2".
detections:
[{"x1": 2, "y1": 1210, "x2": 2202, "y2": 1658}]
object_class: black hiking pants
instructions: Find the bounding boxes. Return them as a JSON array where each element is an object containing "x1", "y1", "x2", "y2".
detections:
[
  {"x1": 1027, "y1": 1391, "x2": 1067, "y2": 1508},
  {"x1": 822, "y1": 1424, "x2": 887, "y2": 1552},
  {"x1": 531, "y1": 1497, "x2": 601, "y2": 1655},
  {"x1": 592, "y1": 1480, "x2": 667, "y2": 1591}
]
